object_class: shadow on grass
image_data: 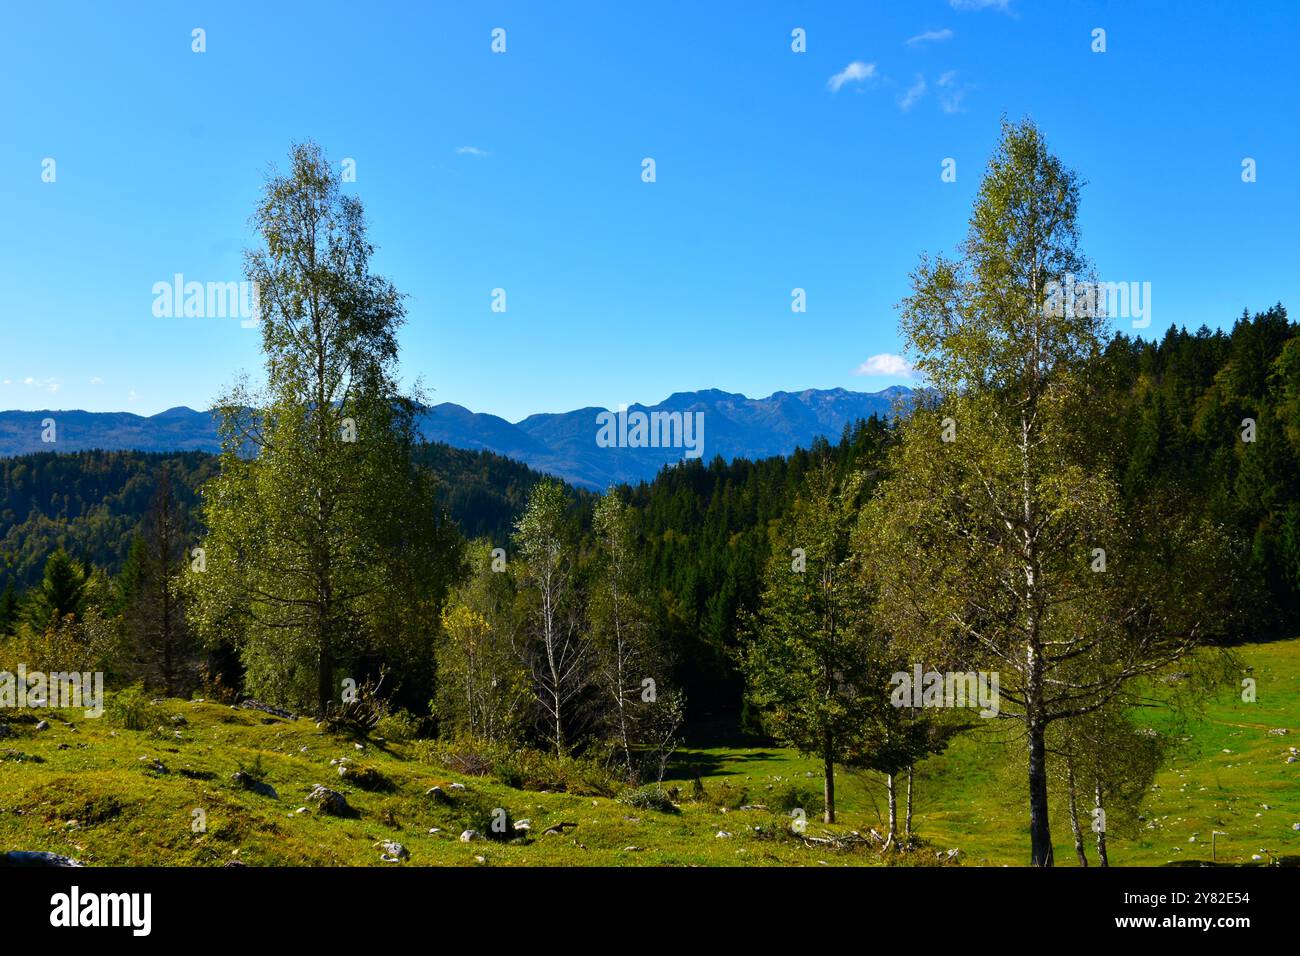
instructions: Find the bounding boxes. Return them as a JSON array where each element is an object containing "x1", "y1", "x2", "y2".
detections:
[{"x1": 662, "y1": 716, "x2": 779, "y2": 781}]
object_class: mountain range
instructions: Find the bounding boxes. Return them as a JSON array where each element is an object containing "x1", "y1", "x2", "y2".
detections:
[{"x1": 0, "y1": 386, "x2": 914, "y2": 489}]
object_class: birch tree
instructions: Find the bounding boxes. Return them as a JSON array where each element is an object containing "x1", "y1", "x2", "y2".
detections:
[
  {"x1": 589, "y1": 490, "x2": 668, "y2": 779},
  {"x1": 437, "y1": 542, "x2": 529, "y2": 743},
  {"x1": 189, "y1": 142, "x2": 460, "y2": 716},
  {"x1": 514, "y1": 479, "x2": 588, "y2": 754},
  {"x1": 863, "y1": 119, "x2": 1238, "y2": 865}
]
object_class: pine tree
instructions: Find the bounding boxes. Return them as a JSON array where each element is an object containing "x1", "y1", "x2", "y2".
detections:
[
  {"x1": 22, "y1": 549, "x2": 89, "y2": 631},
  {"x1": 122, "y1": 468, "x2": 196, "y2": 696},
  {"x1": 0, "y1": 582, "x2": 18, "y2": 636},
  {"x1": 741, "y1": 463, "x2": 879, "y2": 823}
]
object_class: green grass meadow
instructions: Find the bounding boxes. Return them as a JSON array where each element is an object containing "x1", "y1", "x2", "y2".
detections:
[{"x1": 2, "y1": 639, "x2": 1296, "y2": 867}]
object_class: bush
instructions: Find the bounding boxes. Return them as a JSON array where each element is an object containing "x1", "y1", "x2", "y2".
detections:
[
  {"x1": 375, "y1": 710, "x2": 424, "y2": 743},
  {"x1": 414, "y1": 736, "x2": 509, "y2": 777},
  {"x1": 617, "y1": 784, "x2": 679, "y2": 814},
  {"x1": 493, "y1": 749, "x2": 620, "y2": 796},
  {"x1": 107, "y1": 684, "x2": 165, "y2": 732},
  {"x1": 690, "y1": 778, "x2": 750, "y2": 811},
  {"x1": 414, "y1": 736, "x2": 621, "y2": 796},
  {"x1": 771, "y1": 782, "x2": 825, "y2": 816},
  {"x1": 337, "y1": 763, "x2": 394, "y2": 792}
]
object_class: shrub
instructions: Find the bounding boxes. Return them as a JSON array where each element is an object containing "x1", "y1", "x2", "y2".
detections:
[
  {"x1": 415, "y1": 736, "x2": 621, "y2": 796},
  {"x1": 771, "y1": 782, "x2": 825, "y2": 816},
  {"x1": 617, "y1": 784, "x2": 679, "y2": 814},
  {"x1": 414, "y1": 736, "x2": 509, "y2": 777},
  {"x1": 337, "y1": 763, "x2": 394, "y2": 792},
  {"x1": 375, "y1": 710, "x2": 423, "y2": 743},
  {"x1": 107, "y1": 684, "x2": 165, "y2": 732},
  {"x1": 689, "y1": 778, "x2": 749, "y2": 811}
]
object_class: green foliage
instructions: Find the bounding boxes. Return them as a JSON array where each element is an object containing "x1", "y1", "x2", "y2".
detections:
[
  {"x1": 0, "y1": 450, "x2": 216, "y2": 592},
  {"x1": 618, "y1": 784, "x2": 679, "y2": 814},
  {"x1": 21, "y1": 548, "x2": 91, "y2": 631},
  {"x1": 415, "y1": 735, "x2": 620, "y2": 797},
  {"x1": 119, "y1": 468, "x2": 198, "y2": 696},
  {"x1": 741, "y1": 461, "x2": 882, "y2": 820},
  {"x1": 187, "y1": 142, "x2": 463, "y2": 717},
  {"x1": 770, "y1": 781, "x2": 825, "y2": 815},
  {"x1": 337, "y1": 763, "x2": 394, "y2": 792},
  {"x1": 374, "y1": 710, "x2": 424, "y2": 742},
  {"x1": 514, "y1": 478, "x2": 588, "y2": 754},
  {"x1": 866, "y1": 117, "x2": 1241, "y2": 864},
  {"x1": 107, "y1": 683, "x2": 165, "y2": 732},
  {"x1": 435, "y1": 541, "x2": 529, "y2": 744}
]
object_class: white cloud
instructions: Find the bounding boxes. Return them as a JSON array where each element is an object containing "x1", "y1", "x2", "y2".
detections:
[
  {"x1": 18, "y1": 376, "x2": 60, "y2": 393},
  {"x1": 456, "y1": 146, "x2": 488, "y2": 157},
  {"x1": 907, "y1": 29, "x2": 954, "y2": 45},
  {"x1": 898, "y1": 74, "x2": 927, "y2": 111},
  {"x1": 855, "y1": 353, "x2": 915, "y2": 378},
  {"x1": 949, "y1": 0, "x2": 1011, "y2": 11},
  {"x1": 89, "y1": 376, "x2": 104, "y2": 385},
  {"x1": 936, "y1": 71, "x2": 966, "y2": 112},
  {"x1": 827, "y1": 61, "x2": 877, "y2": 93}
]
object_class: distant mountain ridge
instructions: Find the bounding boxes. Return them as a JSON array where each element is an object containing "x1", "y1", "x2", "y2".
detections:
[{"x1": 0, "y1": 386, "x2": 915, "y2": 488}]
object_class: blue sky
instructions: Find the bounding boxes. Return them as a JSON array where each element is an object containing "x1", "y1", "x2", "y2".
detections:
[{"x1": 1, "y1": 0, "x2": 1297, "y2": 420}]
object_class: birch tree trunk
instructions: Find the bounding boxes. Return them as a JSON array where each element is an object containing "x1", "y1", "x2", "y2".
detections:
[
  {"x1": 885, "y1": 772, "x2": 897, "y2": 847},
  {"x1": 823, "y1": 742, "x2": 836, "y2": 824},
  {"x1": 1067, "y1": 758, "x2": 1088, "y2": 867},
  {"x1": 1094, "y1": 779, "x2": 1110, "y2": 866},
  {"x1": 905, "y1": 764, "x2": 914, "y2": 842}
]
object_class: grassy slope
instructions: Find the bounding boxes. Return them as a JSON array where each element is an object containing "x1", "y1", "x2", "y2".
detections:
[{"x1": 1, "y1": 639, "x2": 1296, "y2": 867}]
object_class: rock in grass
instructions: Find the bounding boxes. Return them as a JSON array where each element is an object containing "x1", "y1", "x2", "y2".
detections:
[
  {"x1": 239, "y1": 699, "x2": 297, "y2": 721},
  {"x1": 377, "y1": 841, "x2": 409, "y2": 863},
  {"x1": 34, "y1": 721, "x2": 49, "y2": 731},
  {"x1": 307, "y1": 785, "x2": 355, "y2": 818},
  {"x1": 232, "y1": 771, "x2": 279, "y2": 800},
  {"x1": 0, "y1": 750, "x2": 44, "y2": 763},
  {"x1": 459, "y1": 830, "x2": 482, "y2": 842},
  {"x1": 2, "y1": 851, "x2": 83, "y2": 867}
]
